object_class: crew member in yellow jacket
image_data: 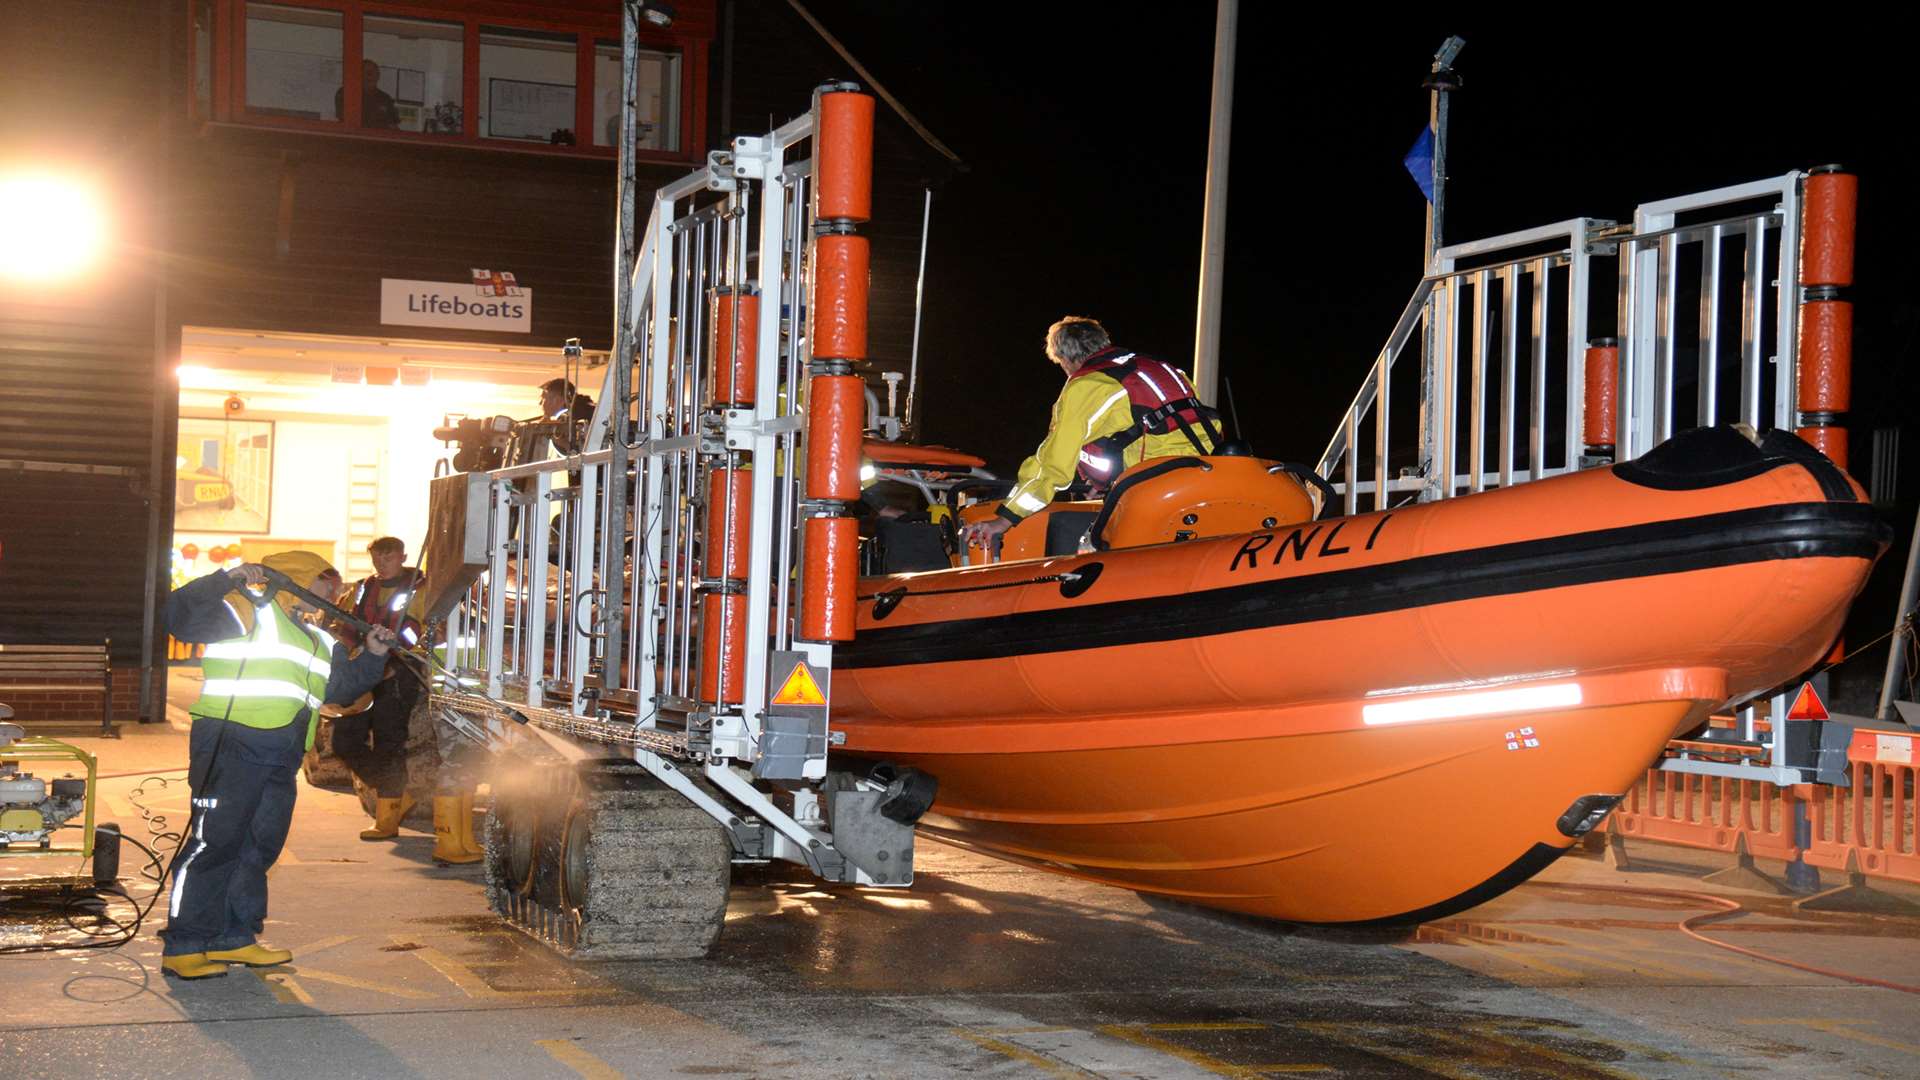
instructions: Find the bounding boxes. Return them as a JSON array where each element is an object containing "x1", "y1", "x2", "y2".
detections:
[
  {"x1": 962, "y1": 316, "x2": 1222, "y2": 550},
  {"x1": 159, "y1": 550, "x2": 395, "y2": 980}
]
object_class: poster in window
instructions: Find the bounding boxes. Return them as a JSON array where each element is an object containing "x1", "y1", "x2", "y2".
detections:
[
  {"x1": 488, "y1": 78, "x2": 575, "y2": 141},
  {"x1": 382, "y1": 66, "x2": 426, "y2": 105},
  {"x1": 175, "y1": 417, "x2": 273, "y2": 534},
  {"x1": 246, "y1": 48, "x2": 343, "y2": 119}
]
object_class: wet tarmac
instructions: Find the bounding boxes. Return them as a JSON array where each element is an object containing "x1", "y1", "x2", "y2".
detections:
[{"x1": 2, "y1": 718, "x2": 1918, "y2": 1078}]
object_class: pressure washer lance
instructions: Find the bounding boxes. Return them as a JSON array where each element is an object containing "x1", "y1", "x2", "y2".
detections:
[{"x1": 252, "y1": 567, "x2": 528, "y2": 747}]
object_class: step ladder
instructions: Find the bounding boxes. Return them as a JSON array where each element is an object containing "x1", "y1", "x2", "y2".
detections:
[{"x1": 344, "y1": 452, "x2": 380, "y2": 579}]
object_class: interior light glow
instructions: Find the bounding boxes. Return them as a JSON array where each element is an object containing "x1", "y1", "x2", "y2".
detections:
[
  {"x1": 0, "y1": 173, "x2": 107, "y2": 283},
  {"x1": 1361, "y1": 682, "x2": 1583, "y2": 727}
]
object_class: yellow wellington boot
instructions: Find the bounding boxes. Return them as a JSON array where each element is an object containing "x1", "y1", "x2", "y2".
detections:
[
  {"x1": 359, "y1": 795, "x2": 413, "y2": 841},
  {"x1": 432, "y1": 795, "x2": 482, "y2": 864},
  {"x1": 206, "y1": 943, "x2": 293, "y2": 967},
  {"x1": 456, "y1": 791, "x2": 486, "y2": 859},
  {"x1": 161, "y1": 953, "x2": 229, "y2": 980}
]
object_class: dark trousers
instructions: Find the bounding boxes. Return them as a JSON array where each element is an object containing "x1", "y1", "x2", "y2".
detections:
[
  {"x1": 332, "y1": 674, "x2": 416, "y2": 799},
  {"x1": 159, "y1": 715, "x2": 305, "y2": 956}
]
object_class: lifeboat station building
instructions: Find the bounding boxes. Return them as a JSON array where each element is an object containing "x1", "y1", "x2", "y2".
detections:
[{"x1": 0, "y1": 0, "x2": 945, "y2": 728}]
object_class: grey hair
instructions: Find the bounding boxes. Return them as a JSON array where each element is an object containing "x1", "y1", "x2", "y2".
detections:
[{"x1": 1045, "y1": 317, "x2": 1111, "y2": 366}]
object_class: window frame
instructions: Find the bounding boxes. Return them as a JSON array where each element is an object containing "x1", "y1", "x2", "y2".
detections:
[{"x1": 199, "y1": 0, "x2": 706, "y2": 163}]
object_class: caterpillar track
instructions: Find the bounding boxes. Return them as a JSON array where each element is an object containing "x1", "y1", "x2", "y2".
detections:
[{"x1": 482, "y1": 755, "x2": 731, "y2": 961}]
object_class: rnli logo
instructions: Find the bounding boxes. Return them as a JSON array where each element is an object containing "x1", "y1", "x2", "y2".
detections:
[
  {"x1": 1504, "y1": 725, "x2": 1542, "y2": 752},
  {"x1": 471, "y1": 268, "x2": 523, "y2": 296},
  {"x1": 1229, "y1": 514, "x2": 1392, "y2": 572}
]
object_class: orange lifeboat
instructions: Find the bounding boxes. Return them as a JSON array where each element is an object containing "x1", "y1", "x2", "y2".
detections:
[{"x1": 831, "y1": 427, "x2": 1888, "y2": 924}]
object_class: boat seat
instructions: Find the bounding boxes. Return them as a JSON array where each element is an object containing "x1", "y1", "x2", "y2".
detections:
[
  {"x1": 1045, "y1": 510, "x2": 1099, "y2": 556},
  {"x1": 874, "y1": 518, "x2": 951, "y2": 573},
  {"x1": 1091, "y1": 455, "x2": 1316, "y2": 551}
]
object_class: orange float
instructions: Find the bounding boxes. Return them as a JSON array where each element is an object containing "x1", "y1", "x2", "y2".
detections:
[
  {"x1": 829, "y1": 427, "x2": 1887, "y2": 924},
  {"x1": 801, "y1": 515, "x2": 858, "y2": 642},
  {"x1": 810, "y1": 234, "x2": 869, "y2": 361},
  {"x1": 706, "y1": 286, "x2": 760, "y2": 409},
  {"x1": 699, "y1": 591, "x2": 747, "y2": 704},
  {"x1": 814, "y1": 86, "x2": 874, "y2": 223},
  {"x1": 1584, "y1": 339, "x2": 1618, "y2": 454}
]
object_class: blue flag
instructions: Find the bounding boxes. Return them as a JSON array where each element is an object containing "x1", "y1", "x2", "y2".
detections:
[{"x1": 1403, "y1": 127, "x2": 1434, "y2": 201}]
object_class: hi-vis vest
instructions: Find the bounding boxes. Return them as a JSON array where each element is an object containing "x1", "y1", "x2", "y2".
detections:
[{"x1": 191, "y1": 597, "x2": 336, "y2": 750}]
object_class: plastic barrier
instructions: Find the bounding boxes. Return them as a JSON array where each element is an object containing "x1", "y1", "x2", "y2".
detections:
[
  {"x1": 1609, "y1": 768, "x2": 1800, "y2": 862},
  {"x1": 1802, "y1": 729, "x2": 1920, "y2": 886},
  {"x1": 1607, "y1": 727, "x2": 1919, "y2": 889}
]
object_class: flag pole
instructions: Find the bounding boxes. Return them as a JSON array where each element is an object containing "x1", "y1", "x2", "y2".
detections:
[
  {"x1": 1423, "y1": 36, "x2": 1463, "y2": 268},
  {"x1": 1191, "y1": 0, "x2": 1238, "y2": 408},
  {"x1": 1416, "y1": 36, "x2": 1464, "y2": 502}
]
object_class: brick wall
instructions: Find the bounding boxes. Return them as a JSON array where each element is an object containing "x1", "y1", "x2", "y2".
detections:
[{"x1": 0, "y1": 665, "x2": 146, "y2": 727}]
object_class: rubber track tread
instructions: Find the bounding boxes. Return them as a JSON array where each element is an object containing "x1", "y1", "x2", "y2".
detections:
[{"x1": 484, "y1": 763, "x2": 730, "y2": 961}]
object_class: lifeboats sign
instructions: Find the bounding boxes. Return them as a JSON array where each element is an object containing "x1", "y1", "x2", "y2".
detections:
[{"x1": 380, "y1": 275, "x2": 532, "y2": 333}]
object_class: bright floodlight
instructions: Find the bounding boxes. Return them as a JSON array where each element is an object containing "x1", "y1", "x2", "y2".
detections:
[{"x1": 0, "y1": 173, "x2": 107, "y2": 283}]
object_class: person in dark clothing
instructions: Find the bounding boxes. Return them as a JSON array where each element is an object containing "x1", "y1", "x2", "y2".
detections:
[
  {"x1": 329, "y1": 536, "x2": 429, "y2": 841},
  {"x1": 539, "y1": 377, "x2": 597, "y2": 454},
  {"x1": 159, "y1": 551, "x2": 392, "y2": 980},
  {"x1": 335, "y1": 59, "x2": 401, "y2": 128}
]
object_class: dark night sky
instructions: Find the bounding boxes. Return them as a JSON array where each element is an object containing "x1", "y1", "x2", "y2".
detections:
[{"x1": 800, "y1": 5, "x2": 1919, "y2": 480}]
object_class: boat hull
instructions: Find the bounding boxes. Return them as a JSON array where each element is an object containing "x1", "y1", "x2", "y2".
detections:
[
  {"x1": 880, "y1": 680, "x2": 1708, "y2": 923},
  {"x1": 831, "y1": 428, "x2": 1888, "y2": 922}
]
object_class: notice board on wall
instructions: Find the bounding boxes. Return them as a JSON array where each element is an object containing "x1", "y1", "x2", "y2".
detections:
[
  {"x1": 246, "y1": 48, "x2": 342, "y2": 119},
  {"x1": 488, "y1": 78, "x2": 574, "y2": 141}
]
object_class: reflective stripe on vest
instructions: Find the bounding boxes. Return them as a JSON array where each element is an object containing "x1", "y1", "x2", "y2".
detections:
[
  {"x1": 200, "y1": 678, "x2": 323, "y2": 711},
  {"x1": 191, "y1": 600, "x2": 332, "y2": 736}
]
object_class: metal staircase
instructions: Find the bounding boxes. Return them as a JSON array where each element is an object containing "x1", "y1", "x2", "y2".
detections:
[{"x1": 1315, "y1": 169, "x2": 1888, "y2": 785}]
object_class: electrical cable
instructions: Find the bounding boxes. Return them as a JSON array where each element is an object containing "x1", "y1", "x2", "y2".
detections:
[
  {"x1": 0, "y1": 830, "x2": 168, "y2": 956},
  {"x1": 94, "y1": 767, "x2": 191, "y2": 781},
  {"x1": 1530, "y1": 881, "x2": 1920, "y2": 995},
  {"x1": 4, "y1": 572, "x2": 388, "y2": 958}
]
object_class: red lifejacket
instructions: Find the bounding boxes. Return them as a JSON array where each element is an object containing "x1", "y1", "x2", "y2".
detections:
[
  {"x1": 1070, "y1": 348, "x2": 1223, "y2": 490},
  {"x1": 344, "y1": 569, "x2": 425, "y2": 649}
]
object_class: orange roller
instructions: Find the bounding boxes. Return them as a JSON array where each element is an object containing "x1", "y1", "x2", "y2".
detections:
[
  {"x1": 811, "y1": 233, "x2": 869, "y2": 361},
  {"x1": 806, "y1": 373, "x2": 865, "y2": 501},
  {"x1": 815, "y1": 90, "x2": 874, "y2": 223},
  {"x1": 801, "y1": 515, "x2": 858, "y2": 641},
  {"x1": 1796, "y1": 299, "x2": 1852, "y2": 414},
  {"x1": 699, "y1": 591, "x2": 748, "y2": 704},
  {"x1": 1583, "y1": 341, "x2": 1618, "y2": 449},
  {"x1": 1797, "y1": 425, "x2": 1848, "y2": 470},
  {"x1": 706, "y1": 287, "x2": 760, "y2": 408},
  {"x1": 704, "y1": 464, "x2": 752, "y2": 580},
  {"x1": 1800, "y1": 170, "x2": 1857, "y2": 288}
]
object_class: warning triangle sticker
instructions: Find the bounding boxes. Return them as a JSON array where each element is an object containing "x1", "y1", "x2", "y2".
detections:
[
  {"x1": 1786, "y1": 681, "x2": 1829, "y2": 721},
  {"x1": 771, "y1": 662, "x2": 826, "y2": 707}
]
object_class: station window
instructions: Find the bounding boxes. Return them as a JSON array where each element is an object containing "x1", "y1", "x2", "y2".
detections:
[
  {"x1": 479, "y1": 27, "x2": 578, "y2": 145},
  {"x1": 362, "y1": 15, "x2": 464, "y2": 135},
  {"x1": 192, "y1": 0, "x2": 214, "y2": 120},
  {"x1": 593, "y1": 40, "x2": 683, "y2": 153},
  {"x1": 198, "y1": 1, "x2": 707, "y2": 161},
  {"x1": 243, "y1": 3, "x2": 344, "y2": 122}
]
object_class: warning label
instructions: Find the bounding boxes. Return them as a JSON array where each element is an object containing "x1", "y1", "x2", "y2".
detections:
[
  {"x1": 1785, "y1": 682, "x2": 1829, "y2": 722},
  {"x1": 771, "y1": 661, "x2": 827, "y2": 707},
  {"x1": 1875, "y1": 733, "x2": 1914, "y2": 765}
]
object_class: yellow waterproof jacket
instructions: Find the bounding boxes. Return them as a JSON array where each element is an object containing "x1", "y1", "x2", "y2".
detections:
[{"x1": 1001, "y1": 369, "x2": 1214, "y2": 522}]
